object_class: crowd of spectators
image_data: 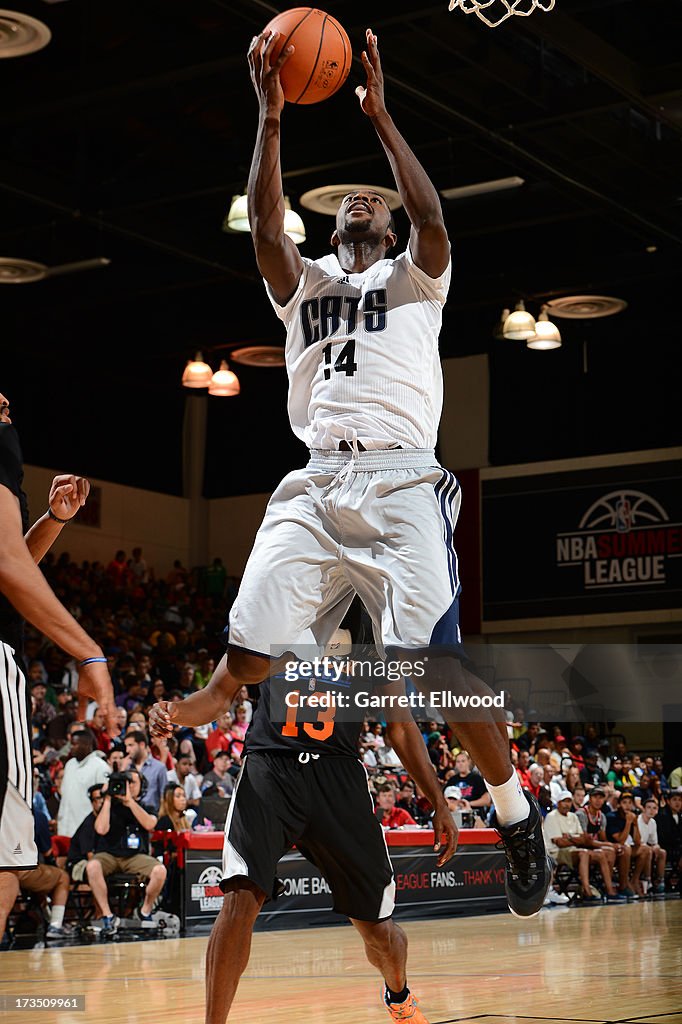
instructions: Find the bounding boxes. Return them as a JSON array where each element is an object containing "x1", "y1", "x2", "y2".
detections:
[{"x1": 16, "y1": 548, "x2": 682, "y2": 941}]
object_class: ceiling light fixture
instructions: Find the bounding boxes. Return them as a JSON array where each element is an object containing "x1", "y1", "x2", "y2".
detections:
[
  {"x1": 502, "y1": 300, "x2": 536, "y2": 340},
  {"x1": 0, "y1": 256, "x2": 110, "y2": 284},
  {"x1": 223, "y1": 194, "x2": 306, "y2": 244},
  {"x1": 230, "y1": 345, "x2": 285, "y2": 368},
  {"x1": 0, "y1": 9, "x2": 51, "y2": 58},
  {"x1": 208, "y1": 360, "x2": 240, "y2": 397},
  {"x1": 223, "y1": 194, "x2": 249, "y2": 234},
  {"x1": 181, "y1": 352, "x2": 213, "y2": 389},
  {"x1": 440, "y1": 176, "x2": 525, "y2": 201},
  {"x1": 299, "y1": 183, "x2": 402, "y2": 216},
  {"x1": 526, "y1": 307, "x2": 562, "y2": 350},
  {"x1": 543, "y1": 295, "x2": 628, "y2": 319}
]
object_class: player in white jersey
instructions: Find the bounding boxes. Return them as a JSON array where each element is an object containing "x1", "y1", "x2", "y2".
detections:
[{"x1": 150, "y1": 28, "x2": 550, "y2": 1024}]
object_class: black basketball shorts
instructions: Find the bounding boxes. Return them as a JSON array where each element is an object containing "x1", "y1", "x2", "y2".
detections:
[{"x1": 220, "y1": 751, "x2": 396, "y2": 921}]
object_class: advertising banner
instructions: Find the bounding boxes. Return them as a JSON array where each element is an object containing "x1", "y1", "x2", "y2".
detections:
[
  {"x1": 482, "y1": 459, "x2": 682, "y2": 622},
  {"x1": 182, "y1": 845, "x2": 506, "y2": 932}
]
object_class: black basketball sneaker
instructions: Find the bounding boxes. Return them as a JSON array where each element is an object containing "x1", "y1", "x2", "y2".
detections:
[{"x1": 490, "y1": 790, "x2": 552, "y2": 918}]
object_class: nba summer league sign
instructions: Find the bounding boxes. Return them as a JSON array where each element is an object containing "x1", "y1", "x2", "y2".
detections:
[{"x1": 481, "y1": 458, "x2": 682, "y2": 622}]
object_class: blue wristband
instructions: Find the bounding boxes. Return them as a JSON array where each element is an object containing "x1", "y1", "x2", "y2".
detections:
[
  {"x1": 80, "y1": 657, "x2": 108, "y2": 666},
  {"x1": 47, "y1": 507, "x2": 70, "y2": 524}
]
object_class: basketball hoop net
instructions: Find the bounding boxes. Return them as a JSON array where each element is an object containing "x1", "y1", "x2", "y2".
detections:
[{"x1": 448, "y1": 0, "x2": 555, "y2": 28}]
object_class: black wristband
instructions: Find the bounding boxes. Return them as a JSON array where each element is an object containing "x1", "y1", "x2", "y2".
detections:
[{"x1": 47, "y1": 507, "x2": 70, "y2": 524}]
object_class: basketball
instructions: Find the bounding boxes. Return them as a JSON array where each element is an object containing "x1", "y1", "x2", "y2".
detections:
[{"x1": 263, "y1": 7, "x2": 351, "y2": 105}]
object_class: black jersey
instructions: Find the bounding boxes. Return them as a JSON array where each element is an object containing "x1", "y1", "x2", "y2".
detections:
[
  {"x1": 0, "y1": 424, "x2": 29, "y2": 653},
  {"x1": 245, "y1": 658, "x2": 381, "y2": 758}
]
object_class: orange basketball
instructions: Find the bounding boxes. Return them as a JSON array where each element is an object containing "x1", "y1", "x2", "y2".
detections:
[{"x1": 263, "y1": 7, "x2": 352, "y2": 105}]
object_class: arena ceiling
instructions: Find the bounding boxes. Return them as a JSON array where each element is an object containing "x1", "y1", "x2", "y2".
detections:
[{"x1": 2, "y1": 0, "x2": 681, "y2": 496}]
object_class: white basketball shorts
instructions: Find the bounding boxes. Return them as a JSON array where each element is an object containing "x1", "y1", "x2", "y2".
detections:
[
  {"x1": 228, "y1": 449, "x2": 462, "y2": 658},
  {"x1": 0, "y1": 642, "x2": 38, "y2": 869}
]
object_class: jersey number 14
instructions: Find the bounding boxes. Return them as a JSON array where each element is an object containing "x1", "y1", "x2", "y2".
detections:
[{"x1": 322, "y1": 340, "x2": 358, "y2": 380}]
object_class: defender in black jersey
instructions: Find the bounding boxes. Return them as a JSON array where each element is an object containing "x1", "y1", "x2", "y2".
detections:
[
  {"x1": 0, "y1": 390, "x2": 116, "y2": 943},
  {"x1": 220, "y1": 659, "x2": 433, "y2": 920}
]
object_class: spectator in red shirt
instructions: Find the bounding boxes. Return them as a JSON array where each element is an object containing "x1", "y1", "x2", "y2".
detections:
[
  {"x1": 375, "y1": 785, "x2": 416, "y2": 829},
  {"x1": 86, "y1": 705, "x2": 112, "y2": 755},
  {"x1": 205, "y1": 712, "x2": 235, "y2": 763},
  {"x1": 516, "y1": 750, "x2": 533, "y2": 790},
  {"x1": 525, "y1": 763, "x2": 544, "y2": 801},
  {"x1": 106, "y1": 549, "x2": 129, "y2": 588},
  {"x1": 569, "y1": 736, "x2": 586, "y2": 772}
]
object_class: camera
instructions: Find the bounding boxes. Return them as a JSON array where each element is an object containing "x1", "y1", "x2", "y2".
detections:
[{"x1": 108, "y1": 771, "x2": 131, "y2": 798}]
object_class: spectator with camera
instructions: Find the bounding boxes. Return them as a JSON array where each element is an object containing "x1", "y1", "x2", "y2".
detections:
[
  {"x1": 66, "y1": 785, "x2": 105, "y2": 901},
  {"x1": 86, "y1": 768, "x2": 165, "y2": 933},
  {"x1": 57, "y1": 728, "x2": 110, "y2": 837},
  {"x1": 123, "y1": 729, "x2": 167, "y2": 814}
]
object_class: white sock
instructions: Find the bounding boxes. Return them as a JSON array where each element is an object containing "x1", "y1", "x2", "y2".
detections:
[
  {"x1": 50, "y1": 904, "x2": 65, "y2": 928},
  {"x1": 486, "y1": 771, "x2": 529, "y2": 827}
]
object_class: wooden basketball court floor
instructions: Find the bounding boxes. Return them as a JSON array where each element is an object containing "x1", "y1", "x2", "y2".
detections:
[{"x1": 1, "y1": 902, "x2": 681, "y2": 1024}]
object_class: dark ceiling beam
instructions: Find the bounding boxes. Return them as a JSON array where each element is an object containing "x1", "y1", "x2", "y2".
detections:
[
  {"x1": 522, "y1": 10, "x2": 682, "y2": 137},
  {"x1": 408, "y1": 19, "x2": 546, "y2": 114},
  {"x1": 373, "y1": 46, "x2": 682, "y2": 247},
  {"x1": 511, "y1": 87, "x2": 682, "y2": 130},
  {"x1": 0, "y1": 3, "x2": 451, "y2": 130},
  {"x1": 0, "y1": 54, "x2": 244, "y2": 128},
  {"x1": 451, "y1": 206, "x2": 591, "y2": 239},
  {"x1": 440, "y1": 249, "x2": 682, "y2": 323},
  {"x1": 0, "y1": 168, "x2": 253, "y2": 283}
]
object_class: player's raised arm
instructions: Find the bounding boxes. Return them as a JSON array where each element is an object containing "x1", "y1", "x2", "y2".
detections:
[
  {"x1": 247, "y1": 29, "x2": 304, "y2": 306},
  {"x1": 356, "y1": 28, "x2": 449, "y2": 279}
]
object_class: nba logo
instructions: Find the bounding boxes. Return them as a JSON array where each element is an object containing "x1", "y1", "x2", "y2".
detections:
[{"x1": 616, "y1": 498, "x2": 632, "y2": 533}]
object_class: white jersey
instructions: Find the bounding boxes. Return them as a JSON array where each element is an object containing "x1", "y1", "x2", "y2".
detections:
[{"x1": 266, "y1": 243, "x2": 451, "y2": 450}]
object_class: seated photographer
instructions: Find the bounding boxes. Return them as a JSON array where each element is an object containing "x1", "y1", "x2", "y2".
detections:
[
  {"x1": 66, "y1": 785, "x2": 104, "y2": 905},
  {"x1": 85, "y1": 769, "x2": 166, "y2": 933}
]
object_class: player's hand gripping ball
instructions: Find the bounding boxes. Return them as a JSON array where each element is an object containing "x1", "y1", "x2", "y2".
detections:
[{"x1": 263, "y1": 7, "x2": 351, "y2": 104}]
